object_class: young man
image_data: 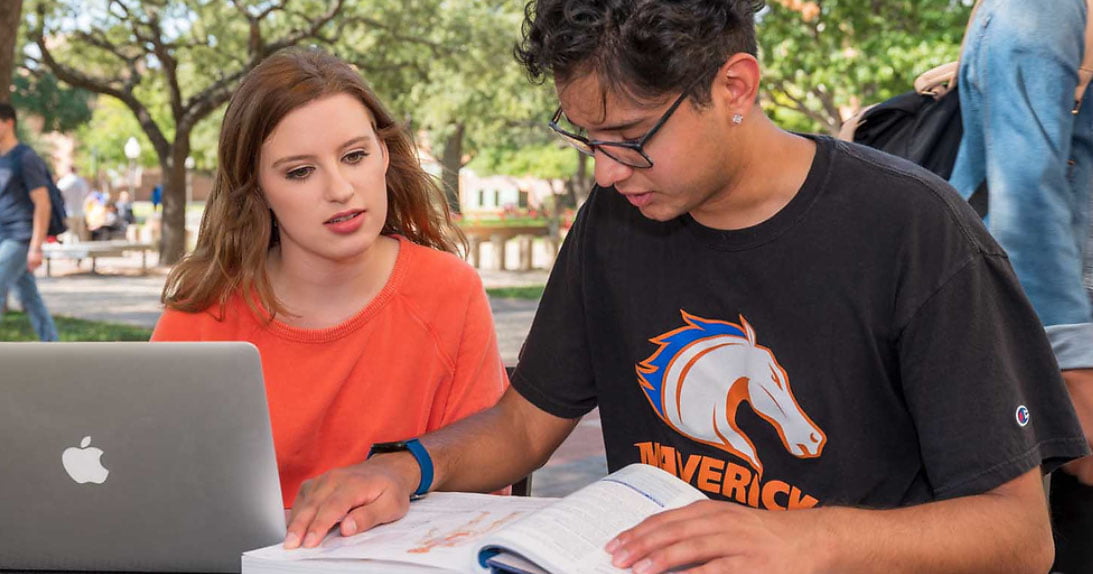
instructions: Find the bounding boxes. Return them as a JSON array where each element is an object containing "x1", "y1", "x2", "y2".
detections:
[
  {"x1": 285, "y1": 1, "x2": 1087, "y2": 571},
  {"x1": 0, "y1": 103, "x2": 58, "y2": 341}
]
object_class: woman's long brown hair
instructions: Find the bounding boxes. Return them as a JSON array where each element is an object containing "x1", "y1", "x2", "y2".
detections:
[{"x1": 162, "y1": 48, "x2": 465, "y2": 319}]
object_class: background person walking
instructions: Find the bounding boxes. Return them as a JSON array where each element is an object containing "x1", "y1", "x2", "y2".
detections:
[
  {"x1": 948, "y1": 2, "x2": 1093, "y2": 570},
  {"x1": 57, "y1": 165, "x2": 90, "y2": 242},
  {"x1": 0, "y1": 103, "x2": 58, "y2": 341}
]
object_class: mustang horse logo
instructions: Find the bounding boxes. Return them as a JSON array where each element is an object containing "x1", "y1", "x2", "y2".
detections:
[{"x1": 637, "y1": 311, "x2": 826, "y2": 475}]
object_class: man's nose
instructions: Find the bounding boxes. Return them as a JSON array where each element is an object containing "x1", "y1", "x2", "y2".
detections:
[{"x1": 593, "y1": 151, "x2": 635, "y2": 189}]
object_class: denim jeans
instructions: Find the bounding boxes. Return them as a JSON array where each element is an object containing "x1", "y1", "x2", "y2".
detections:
[
  {"x1": 950, "y1": 0, "x2": 1093, "y2": 370},
  {"x1": 0, "y1": 238, "x2": 58, "y2": 341}
]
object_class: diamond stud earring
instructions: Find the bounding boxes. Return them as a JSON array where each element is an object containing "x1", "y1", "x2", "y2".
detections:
[{"x1": 732, "y1": 113, "x2": 744, "y2": 125}]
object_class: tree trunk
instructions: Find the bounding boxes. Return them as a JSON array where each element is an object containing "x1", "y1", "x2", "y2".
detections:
[
  {"x1": 570, "y1": 150, "x2": 592, "y2": 207},
  {"x1": 159, "y1": 139, "x2": 191, "y2": 265},
  {"x1": 0, "y1": 0, "x2": 23, "y2": 103},
  {"x1": 439, "y1": 123, "x2": 465, "y2": 215}
]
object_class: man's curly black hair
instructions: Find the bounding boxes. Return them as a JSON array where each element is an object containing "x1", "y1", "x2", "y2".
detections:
[{"x1": 515, "y1": 0, "x2": 766, "y2": 106}]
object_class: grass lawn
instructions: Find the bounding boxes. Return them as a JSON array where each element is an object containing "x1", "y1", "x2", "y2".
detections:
[
  {"x1": 0, "y1": 287, "x2": 544, "y2": 341},
  {"x1": 1, "y1": 312, "x2": 152, "y2": 342},
  {"x1": 485, "y1": 285, "x2": 545, "y2": 300}
]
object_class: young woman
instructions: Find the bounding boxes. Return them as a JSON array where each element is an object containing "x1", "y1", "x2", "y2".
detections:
[{"x1": 152, "y1": 48, "x2": 507, "y2": 507}]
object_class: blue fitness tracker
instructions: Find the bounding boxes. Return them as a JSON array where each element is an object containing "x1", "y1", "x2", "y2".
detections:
[{"x1": 367, "y1": 438, "x2": 433, "y2": 500}]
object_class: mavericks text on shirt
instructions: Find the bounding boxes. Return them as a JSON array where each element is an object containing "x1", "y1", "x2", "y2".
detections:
[{"x1": 636, "y1": 441, "x2": 820, "y2": 510}]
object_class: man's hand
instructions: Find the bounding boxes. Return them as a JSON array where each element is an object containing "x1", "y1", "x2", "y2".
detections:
[
  {"x1": 26, "y1": 248, "x2": 42, "y2": 272},
  {"x1": 283, "y1": 390, "x2": 576, "y2": 551},
  {"x1": 1062, "y1": 368, "x2": 1093, "y2": 485},
  {"x1": 605, "y1": 500, "x2": 823, "y2": 574},
  {"x1": 608, "y1": 469, "x2": 1048, "y2": 573},
  {"x1": 284, "y1": 453, "x2": 420, "y2": 549}
]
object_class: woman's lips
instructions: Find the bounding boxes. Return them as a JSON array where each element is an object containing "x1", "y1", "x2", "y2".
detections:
[{"x1": 324, "y1": 210, "x2": 365, "y2": 234}]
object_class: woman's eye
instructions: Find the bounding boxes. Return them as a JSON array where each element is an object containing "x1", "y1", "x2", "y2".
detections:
[
  {"x1": 344, "y1": 150, "x2": 368, "y2": 164},
  {"x1": 286, "y1": 166, "x2": 313, "y2": 180}
]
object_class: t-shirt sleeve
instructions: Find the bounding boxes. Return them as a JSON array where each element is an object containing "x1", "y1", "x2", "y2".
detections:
[
  {"x1": 510, "y1": 198, "x2": 598, "y2": 419},
  {"x1": 150, "y1": 308, "x2": 202, "y2": 341},
  {"x1": 898, "y1": 252, "x2": 1088, "y2": 499},
  {"x1": 19, "y1": 150, "x2": 51, "y2": 195},
  {"x1": 430, "y1": 272, "x2": 508, "y2": 429}
]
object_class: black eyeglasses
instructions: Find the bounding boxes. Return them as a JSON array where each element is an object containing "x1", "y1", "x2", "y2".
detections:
[{"x1": 548, "y1": 87, "x2": 693, "y2": 169}]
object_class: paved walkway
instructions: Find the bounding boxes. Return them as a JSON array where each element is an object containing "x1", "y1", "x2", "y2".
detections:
[
  {"x1": 34, "y1": 260, "x2": 547, "y2": 365},
  {"x1": 27, "y1": 253, "x2": 607, "y2": 497}
]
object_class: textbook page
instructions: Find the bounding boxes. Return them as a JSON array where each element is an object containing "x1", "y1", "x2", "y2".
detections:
[
  {"x1": 242, "y1": 557, "x2": 453, "y2": 573},
  {"x1": 243, "y1": 492, "x2": 554, "y2": 573},
  {"x1": 476, "y1": 463, "x2": 707, "y2": 573}
]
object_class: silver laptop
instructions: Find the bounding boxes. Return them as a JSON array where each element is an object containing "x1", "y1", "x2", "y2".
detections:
[{"x1": 0, "y1": 342, "x2": 285, "y2": 572}]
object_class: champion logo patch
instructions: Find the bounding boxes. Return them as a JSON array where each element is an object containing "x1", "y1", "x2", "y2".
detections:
[{"x1": 1015, "y1": 405, "x2": 1031, "y2": 427}]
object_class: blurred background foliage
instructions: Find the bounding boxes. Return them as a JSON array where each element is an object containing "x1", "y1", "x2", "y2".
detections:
[
  {"x1": 760, "y1": 0, "x2": 972, "y2": 134},
  {"x1": 1, "y1": 0, "x2": 975, "y2": 233}
]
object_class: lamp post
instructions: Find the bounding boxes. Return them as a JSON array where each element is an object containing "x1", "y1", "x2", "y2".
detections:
[{"x1": 123, "y1": 137, "x2": 141, "y2": 199}]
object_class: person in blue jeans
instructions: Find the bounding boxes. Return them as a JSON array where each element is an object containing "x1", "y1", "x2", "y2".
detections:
[
  {"x1": 949, "y1": 0, "x2": 1093, "y2": 570},
  {"x1": 0, "y1": 103, "x2": 58, "y2": 342}
]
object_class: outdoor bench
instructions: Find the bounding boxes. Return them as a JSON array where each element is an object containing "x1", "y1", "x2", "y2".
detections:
[{"x1": 41, "y1": 240, "x2": 158, "y2": 276}]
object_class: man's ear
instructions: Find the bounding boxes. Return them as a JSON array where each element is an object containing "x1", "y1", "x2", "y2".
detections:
[{"x1": 713, "y1": 53, "x2": 761, "y2": 115}]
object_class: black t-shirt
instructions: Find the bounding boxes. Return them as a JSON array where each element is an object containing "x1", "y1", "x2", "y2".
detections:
[{"x1": 512, "y1": 136, "x2": 1087, "y2": 510}]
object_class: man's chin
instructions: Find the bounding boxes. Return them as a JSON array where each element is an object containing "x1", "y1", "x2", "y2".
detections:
[{"x1": 634, "y1": 204, "x2": 680, "y2": 222}]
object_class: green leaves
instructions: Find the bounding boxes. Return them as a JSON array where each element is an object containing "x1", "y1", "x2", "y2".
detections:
[
  {"x1": 11, "y1": 73, "x2": 92, "y2": 132},
  {"x1": 13, "y1": 0, "x2": 982, "y2": 193},
  {"x1": 758, "y1": 0, "x2": 973, "y2": 134},
  {"x1": 469, "y1": 143, "x2": 578, "y2": 181}
]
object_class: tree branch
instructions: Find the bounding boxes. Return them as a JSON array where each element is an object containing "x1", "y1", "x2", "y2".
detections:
[
  {"x1": 767, "y1": 77, "x2": 839, "y2": 133},
  {"x1": 69, "y1": 29, "x2": 137, "y2": 68},
  {"x1": 261, "y1": 0, "x2": 345, "y2": 56},
  {"x1": 146, "y1": 13, "x2": 185, "y2": 121},
  {"x1": 179, "y1": 68, "x2": 248, "y2": 133},
  {"x1": 33, "y1": 16, "x2": 169, "y2": 158},
  {"x1": 107, "y1": 0, "x2": 132, "y2": 21},
  {"x1": 253, "y1": 0, "x2": 289, "y2": 21},
  {"x1": 347, "y1": 16, "x2": 445, "y2": 56},
  {"x1": 813, "y1": 83, "x2": 843, "y2": 134}
]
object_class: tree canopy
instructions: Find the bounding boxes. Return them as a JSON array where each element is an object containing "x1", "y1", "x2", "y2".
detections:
[
  {"x1": 24, "y1": 0, "x2": 364, "y2": 263},
  {"x1": 333, "y1": 0, "x2": 556, "y2": 213},
  {"x1": 11, "y1": 72, "x2": 93, "y2": 133},
  {"x1": 9, "y1": 0, "x2": 978, "y2": 242},
  {"x1": 758, "y1": 0, "x2": 972, "y2": 134}
]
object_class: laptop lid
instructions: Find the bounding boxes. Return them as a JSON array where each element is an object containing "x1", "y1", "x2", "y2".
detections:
[{"x1": 0, "y1": 342, "x2": 285, "y2": 573}]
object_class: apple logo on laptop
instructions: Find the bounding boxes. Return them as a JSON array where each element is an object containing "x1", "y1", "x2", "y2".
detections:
[{"x1": 62, "y1": 436, "x2": 109, "y2": 484}]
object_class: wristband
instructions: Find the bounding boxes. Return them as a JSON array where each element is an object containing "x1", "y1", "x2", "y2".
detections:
[{"x1": 367, "y1": 438, "x2": 433, "y2": 500}]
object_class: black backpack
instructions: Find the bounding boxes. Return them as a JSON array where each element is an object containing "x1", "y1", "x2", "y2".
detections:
[
  {"x1": 839, "y1": 0, "x2": 1093, "y2": 218},
  {"x1": 6, "y1": 143, "x2": 68, "y2": 237},
  {"x1": 838, "y1": 63, "x2": 987, "y2": 217}
]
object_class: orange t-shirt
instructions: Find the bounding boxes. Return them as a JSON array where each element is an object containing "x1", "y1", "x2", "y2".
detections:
[{"x1": 151, "y1": 237, "x2": 508, "y2": 507}]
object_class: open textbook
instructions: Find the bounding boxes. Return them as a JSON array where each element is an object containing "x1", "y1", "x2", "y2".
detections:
[{"x1": 242, "y1": 463, "x2": 708, "y2": 574}]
